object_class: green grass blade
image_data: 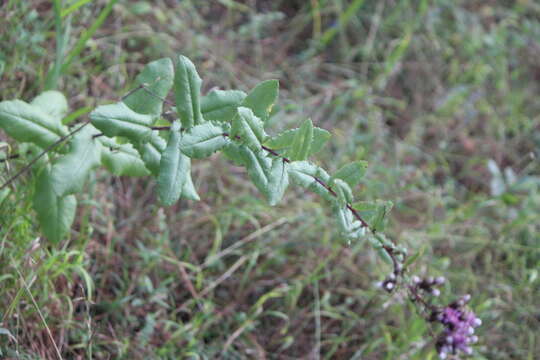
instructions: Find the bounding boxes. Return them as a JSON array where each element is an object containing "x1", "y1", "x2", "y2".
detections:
[
  {"x1": 61, "y1": 0, "x2": 93, "y2": 18},
  {"x1": 61, "y1": 0, "x2": 118, "y2": 74}
]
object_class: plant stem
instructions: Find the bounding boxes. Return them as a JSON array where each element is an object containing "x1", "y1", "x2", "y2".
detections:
[{"x1": 0, "y1": 121, "x2": 90, "y2": 191}]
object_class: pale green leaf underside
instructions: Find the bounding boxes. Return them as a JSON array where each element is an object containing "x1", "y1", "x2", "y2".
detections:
[
  {"x1": 289, "y1": 118, "x2": 314, "y2": 161},
  {"x1": 231, "y1": 107, "x2": 266, "y2": 150},
  {"x1": 240, "y1": 147, "x2": 289, "y2": 205},
  {"x1": 33, "y1": 166, "x2": 77, "y2": 244},
  {"x1": 124, "y1": 58, "x2": 174, "y2": 115},
  {"x1": 334, "y1": 205, "x2": 364, "y2": 239},
  {"x1": 180, "y1": 122, "x2": 230, "y2": 158},
  {"x1": 100, "y1": 137, "x2": 150, "y2": 177},
  {"x1": 241, "y1": 79, "x2": 279, "y2": 122},
  {"x1": 331, "y1": 161, "x2": 368, "y2": 188},
  {"x1": 268, "y1": 157, "x2": 289, "y2": 205},
  {"x1": 201, "y1": 89, "x2": 246, "y2": 122},
  {"x1": 352, "y1": 200, "x2": 393, "y2": 232},
  {"x1": 51, "y1": 125, "x2": 102, "y2": 196},
  {"x1": 174, "y1": 55, "x2": 203, "y2": 128},
  {"x1": 288, "y1": 161, "x2": 333, "y2": 202},
  {"x1": 157, "y1": 122, "x2": 189, "y2": 206},
  {"x1": 264, "y1": 127, "x2": 330, "y2": 156},
  {"x1": 31, "y1": 90, "x2": 69, "y2": 120},
  {"x1": 0, "y1": 100, "x2": 68, "y2": 149},
  {"x1": 182, "y1": 172, "x2": 200, "y2": 201},
  {"x1": 90, "y1": 102, "x2": 155, "y2": 142},
  {"x1": 134, "y1": 131, "x2": 166, "y2": 176}
]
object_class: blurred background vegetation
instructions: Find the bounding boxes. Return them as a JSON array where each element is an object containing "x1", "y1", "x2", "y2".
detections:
[{"x1": 0, "y1": 0, "x2": 539, "y2": 359}]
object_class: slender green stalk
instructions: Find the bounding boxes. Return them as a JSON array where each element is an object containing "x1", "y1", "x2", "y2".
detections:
[
  {"x1": 61, "y1": 0, "x2": 93, "y2": 18},
  {"x1": 61, "y1": 0, "x2": 119, "y2": 74},
  {"x1": 319, "y1": 0, "x2": 366, "y2": 48},
  {"x1": 45, "y1": 0, "x2": 65, "y2": 90}
]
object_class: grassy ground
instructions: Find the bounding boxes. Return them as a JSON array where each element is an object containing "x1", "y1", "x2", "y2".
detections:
[{"x1": 1, "y1": 0, "x2": 539, "y2": 359}]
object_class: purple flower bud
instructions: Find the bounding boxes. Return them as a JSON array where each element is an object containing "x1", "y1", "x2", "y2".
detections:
[
  {"x1": 435, "y1": 276, "x2": 446, "y2": 285},
  {"x1": 432, "y1": 289, "x2": 441, "y2": 297}
]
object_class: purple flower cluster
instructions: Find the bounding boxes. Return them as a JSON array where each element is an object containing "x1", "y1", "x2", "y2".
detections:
[
  {"x1": 433, "y1": 295, "x2": 482, "y2": 359},
  {"x1": 412, "y1": 275, "x2": 445, "y2": 297}
]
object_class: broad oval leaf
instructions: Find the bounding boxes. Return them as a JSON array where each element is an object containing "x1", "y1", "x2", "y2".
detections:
[
  {"x1": 264, "y1": 127, "x2": 330, "y2": 156},
  {"x1": 240, "y1": 146, "x2": 272, "y2": 199},
  {"x1": 0, "y1": 100, "x2": 68, "y2": 149},
  {"x1": 90, "y1": 101, "x2": 154, "y2": 142},
  {"x1": 231, "y1": 107, "x2": 266, "y2": 150},
  {"x1": 50, "y1": 125, "x2": 102, "y2": 196},
  {"x1": 352, "y1": 200, "x2": 393, "y2": 232},
  {"x1": 179, "y1": 122, "x2": 230, "y2": 158},
  {"x1": 268, "y1": 157, "x2": 289, "y2": 206},
  {"x1": 333, "y1": 205, "x2": 365, "y2": 239},
  {"x1": 182, "y1": 172, "x2": 200, "y2": 201},
  {"x1": 241, "y1": 79, "x2": 279, "y2": 122},
  {"x1": 134, "y1": 131, "x2": 166, "y2": 176},
  {"x1": 288, "y1": 161, "x2": 333, "y2": 202},
  {"x1": 100, "y1": 137, "x2": 150, "y2": 177},
  {"x1": 157, "y1": 122, "x2": 189, "y2": 206},
  {"x1": 201, "y1": 89, "x2": 246, "y2": 122},
  {"x1": 123, "y1": 58, "x2": 174, "y2": 115},
  {"x1": 174, "y1": 55, "x2": 203, "y2": 128},
  {"x1": 332, "y1": 178, "x2": 353, "y2": 206},
  {"x1": 288, "y1": 118, "x2": 313, "y2": 161},
  {"x1": 222, "y1": 142, "x2": 247, "y2": 166},
  {"x1": 31, "y1": 90, "x2": 69, "y2": 120},
  {"x1": 331, "y1": 161, "x2": 368, "y2": 188},
  {"x1": 33, "y1": 166, "x2": 77, "y2": 244}
]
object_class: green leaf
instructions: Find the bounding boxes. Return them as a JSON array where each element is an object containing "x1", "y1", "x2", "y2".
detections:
[
  {"x1": 134, "y1": 131, "x2": 166, "y2": 176},
  {"x1": 240, "y1": 146, "x2": 272, "y2": 198},
  {"x1": 241, "y1": 146, "x2": 289, "y2": 205},
  {"x1": 288, "y1": 161, "x2": 333, "y2": 202},
  {"x1": 90, "y1": 101, "x2": 154, "y2": 142},
  {"x1": 157, "y1": 122, "x2": 189, "y2": 206},
  {"x1": 241, "y1": 79, "x2": 279, "y2": 122},
  {"x1": 333, "y1": 205, "x2": 365, "y2": 239},
  {"x1": 174, "y1": 55, "x2": 203, "y2": 128},
  {"x1": 352, "y1": 200, "x2": 393, "y2": 232},
  {"x1": 231, "y1": 107, "x2": 266, "y2": 150},
  {"x1": 332, "y1": 178, "x2": 353, "y2": 206},
  {"x1": 331, "y1": 161, "x2": 367, "y2": 188},
  {"x1": 0, "y1": 100, "x2": 68, "y2": 149},
  {"x1": 267, "y1": 158, "x2": 289, "y2": 206},
  {"x1": 50, "y1": 125, "x2": 102, "y2": 196},
  {"x1": 222, "y1": 143, "x2": 247, "y2": 166},
  {"x1": 288, "y1": 118, "x2": 313, "y2": 161},
  {"x1": 31, "y1": 90, "x2": 69, "y2": 119},
  {"x1": 403, "y1": 245, "x2": 426, "y2": 269},
  {"x1": 179, "y1": 122, "x2": 230, "y2": 158},
  {"x1": 264, "y1": 127, "x2": 330, "y2": 155},
  {"x1": 182, "y1": 172, "x2": 200, "y2": 201},
  {"x1": 100, "y1": 137, "x2": 150, "y2": 177},
  {"x1": 33, "y1": 166, "x2": 77, "y2": 244},
  {"x1": 201, "y1": 89, "x2": 246, "y2": 122},
  {"x1": 123, "y1": 58, "x2": 174, "y2": 115}
]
